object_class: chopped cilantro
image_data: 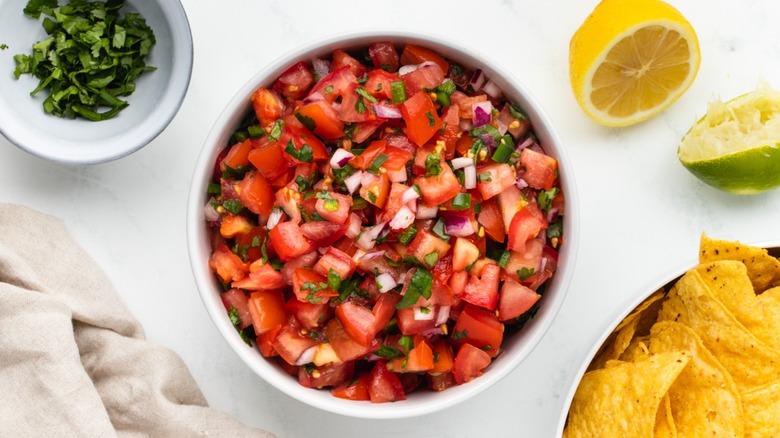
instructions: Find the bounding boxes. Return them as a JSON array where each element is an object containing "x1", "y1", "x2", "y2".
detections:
[
  {"x1": 285, "y1": 139, "x2": 314, "y2": 162},
  {"x1": 396, "y1": 268, "x2": 433, "y2": 309},
  {"x1": 295, "y1": 112, "x2": 317, "y2": 131},
  {"x1": 367, "y1": 153, "x2": 389, "y2": 174},
  {"x1": 424, "y1": 153, "x2": 442, "y2": 177},
  {"x1": 538, "y1": 187, "x2": 560, "y2": 212},
  {"x1": 426, "y1": 111, "x2": 435, "y2": 126},
  {"x1": 397, "y1": 223, "x2": 418, "y2": 245},
  {"x1": 268, "y1": 120, "x2": 284, "y2": 141},
  {"x1": 453, "y1": 330, "x2": 468, "y2": 341},
  {"x1": 222, "y1": 199, "x2": 243, "y2": 215},
  {"x1": 324, "y1": 85, "x2": 334, "y2": 95},
  {"x1": 517, "y1": 267, "x2": 536, "y2": 280}
]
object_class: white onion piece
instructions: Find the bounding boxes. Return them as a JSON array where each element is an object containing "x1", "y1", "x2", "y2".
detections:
[
  {"x1": 416, "y1": 204, "x2": 439, "y2": 219},
  {"x1": 266, "y1": 208, "x2": 284, "y2": 230},
  {"x1": 295, "y1": 345, "x2": 318, "y2": 366},
  {"x1": 495, "y1": 118, "x2": 508, "y2": 136},
  {"x1": 470, "y1": 68, "x2": 486, "y2": 90},
  {"x1": 414, "y1": 306, "x2": 435, "y2": 321},
  {"x1": 360, "y1": 250, "x2": 386, "y2": 261},
  {"x1": 482, "y1": 80, "x2": 503, "y2": 99},
  {"x1": 464, "y1": 165, "x2": 477, "y2": 190},
  {"x1": 345, "y1": 213, "x2": 362, "y2": 239},
  {"x1": 398, "y1": 64, "x2": 419, "y2": 75},
  {"x1": 401, "y1": 186, "x2": 420, "y2": 204},
  {"x1": 372, "y1": 103, "x2": 402, "y2": 119},
  {"x1": 387, "y1": 167, "x2": 407, "y2": 183},
  {"x1": 330, "y1": 148, "x2": 354, "y2": 169},
  {"x1": 204, "y1": 198, "x2": 219, "y2": 222},
  {"x1": 435, "y1": 306, "x2": 451, "y2": 326},
  {"x1": 451, "y1": 157, "x2": 474, "y2": 169},
  {"x1": 375, "y1": 272, "x2": 398, "y2": 293},
  {"x1": 390, "y1": 205, "x2": 416, "y2": 230},
  {"x1": 344, "y1": 170, "x2": 364, "y2": 194},
  {"x1": 312, "y1": 58, "x2": 330, "y2": 79},
  {"x1": 356, "y1": 221, "x2": 387, "y2": 250}
]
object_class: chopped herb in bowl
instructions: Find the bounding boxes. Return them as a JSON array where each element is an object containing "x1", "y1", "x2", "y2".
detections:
[{"x1": 12, "y1": 0, "x2": 156, "y2": 121}]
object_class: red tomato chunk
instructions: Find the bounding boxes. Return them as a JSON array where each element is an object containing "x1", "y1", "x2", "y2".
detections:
[{"x1": 204, "y1": 42, "x2": 565, "y2": 402}]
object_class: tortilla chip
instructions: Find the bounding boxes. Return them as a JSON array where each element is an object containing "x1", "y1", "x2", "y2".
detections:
[
  {"x1": 619, "y1": 336, "x2": 650, "y2": 363},
  {"x1": 657, "y1": 270, "x2": 780, "y2": 392},
  {"x1": 742, "y1": 379, "x2": 780, "y2": 438},
  {"x1": 700, "y1": 233, "x2": 780, "y2": 293},
  {"x1": 649, "y1": 321, "x2": 744, "y2": 436},
  {"x1": 588, "y1": 290, "x2": 664, "y2": 371},
  {"x1": 694, "y1": 260, "x2": 780, "y2": 350},
  {"x1": 654, "y1": 394, "x2": 677, "y2": 438},
  {"x1": 564, "y1": 351, "x2": 691, "y2": 438}
]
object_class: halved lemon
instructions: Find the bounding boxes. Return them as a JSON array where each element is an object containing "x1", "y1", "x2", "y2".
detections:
[
  {"x1": 678, "y1": 84, "x2": 780, "y2": 194},
  {"x1": 569, "y1": 0, "x2": 701, "y2": 127}
]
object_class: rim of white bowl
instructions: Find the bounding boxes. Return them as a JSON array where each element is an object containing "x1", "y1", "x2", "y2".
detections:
[
  {"x1": 0, "y1": 0, "x2": 193, "y2": 164},
  {"x1": 554, "y1": 240, "x2": 780, "y2": 436},
  {"x1": 187, "y1": 29, "x2": 580, "y2": 419}
]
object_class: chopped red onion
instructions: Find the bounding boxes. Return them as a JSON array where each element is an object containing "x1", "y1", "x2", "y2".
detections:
[
  {"x1": 296, "y1": 346, "x2": 318, "y2": 366},
  {"x1": 330, "y1": 148, "x2": 354, "y2": 169},
  {"x1": 312, "y1": 58, "x2": 330, "y2": 79},
  {"x1": 495, "y1": 118, "x2": 508, "y2": 136},
  {"x1": 372, "y1": 103, "x2": 402, "y2": 119},
  {"x1": 375, "y1": 272, "x2": 398, "y2": 293},
  {"x1": 547, "y1": 207, "x2": 559, "y2": 223},
  {"x1": 390, "y1": 205, "x2": 416, "y2": 230},
  {"x1": 516, "y1": 177, "x2": 529, "y2": 189},
  {"x1": 416, "y1": 204, "x2": 439, "y2": 219},
  {"x1": 356, "y1": 221, "x2": 387, "y2": 250},
  {"x1": 451, "y1": 157, "x2": 474, "y2": 169},
  {"x1": 204, "y1": 198, "x2": 219, "y2": 222},
  {"x1": 473, "y1": 101, "x2": 493, "y2": 126},
  {"x1": 516, "y1": 136, "x2": 535, "y2": 151},
  {"x1": 464, "y1": 165, "x2": 477, "y2": 190},
  {"x1": 398, "y1": 64, "x2": 419, "y2": 75},
  {"x1": 303, "y1": 92, "x2": 324, "y2": 104},
  {"x1": 482, "y1": 80, "x2": 503, "y2": 99},
  {"x1": 345, "y1": 213, "x2": 362, "y2": 239},
  {"x1": 387, "y1": 167, "x2": 407, "y2": 183},
  {"x1": 435, "y1": 306, "x2": 451, "y2": 326},
  {"x1": 360, "y1": 250, "x2": 386, "y2": 261},
  {"x1": 470, "y1": 68, "x2": 486, "y2": 90},
  {"x1": 401, "y1": 186, "x2": 420, "y2": 204},
  {"x1": 344, "y1": 170, "x2": 364, "y2": 194},
  {"x1": 266, "y1": 208, "x2": 284, "y2": 230},
  {"x1": 414, "y1": 306, "x2": 435, "y2": 321},
  {"x1": 443, "y1": 215, "x2": 475, "y2": 237}
]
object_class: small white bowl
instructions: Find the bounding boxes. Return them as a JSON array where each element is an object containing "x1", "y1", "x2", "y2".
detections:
[
  {"x1": 0, "y1": 0, "x2": 192, "y2": 164},
  {"x1": 187, "y1": 30, "x2": 580, "y2": 419},
  {"x1": 555, "y1": 242, "x2": 780, "y2": 436}
]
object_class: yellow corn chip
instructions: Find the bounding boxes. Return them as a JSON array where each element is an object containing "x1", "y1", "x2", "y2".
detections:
[
  {"x1": 654, "y1": 394, "x2": 677, "y2": 438},
  {"x1": 742, "y1": 379, "x2": 780, "y2": 438},
  {"x1": 700, "y1": 233, "x2": 780, "y2": 293}
]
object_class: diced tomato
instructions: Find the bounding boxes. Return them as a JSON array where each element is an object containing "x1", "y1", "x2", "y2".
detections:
[
  {"x1": 476, "y1": 163, "x2": 516, "y2": 200},
  {"x1": 256, "y1": 325, "x2": 280, "y2": 357},
  {"x1": 435, "y1": 106, "x2": 460, "y2": 159},
  {"x1": 295, "y1": 100, "x2": 344, "y2": 140},
  {"x1": 496, "y1": 185, "x2": 524, "y2": 232},
  {"x1": 400, "y1": 91, "x2": 442, "y2": 147},
  {"x1": 498, "y1": 279, "x2": 541, "y2": 322},
  {"x1": 324, "y1": 318, "x2": 379, "y2": 362},
  {"x1": 349, "y1": 139, "x2": 386, "y2": 170},
  {"x1": 283, "y1": 124, "x2": 329, "y2": 163},
  {"x1": 387, "y1": 337, "x2": 434, "y2": 373},
  {"x1": 428, "y1": 371, "x2": 457, "y2": 392},
  {"x1": 368, "y1": 361, "x2": 406, "y2": 403},
  {"x1": 449, "y1": 270, "x2": 469, "y2": 296},
  {"x1": 269, "y1": 221, "x2": 314, "y2": 261},
  {"x1": 452, "y1": 304, "x2": 504, "y2": 358},
  {"x1": 335, "y1": 301, "x2": 377, "y2": 346},
  {"x1": 461, "y1": 263, "x2": 501, "y2": 310},
  {"x1": 221, "y1": 139, "x2": 254, "y2": 171},
  {"x1": 331, "y1": 373, "x2": 371, "y2": 401},
  {"x1": 456, "y1": 94, "x2": 487, "y2": 120},
  {"x1": 248, "y1": 140, "x2": 293, "y2": 181},
  {"x1": 364, "y1": 69, "x2": 401, "y2": 100},
  {"x1": 407, "y1": 229, "x2": 451, "y2": 268},
  {"x1": 250, "y1": 87, "x2": 285, "y2": 128},
  {"x1": 309, "y1": 66, "x2": 358, "y2": 103},
  {"x1": 382, "y1": 146, "x2": 412, "y2": 171},
  {"x1": 315, "y1": 191, "x2": 352, "y2": 225},
  {"x1": 275, "y1": 61, "x2": 314, "y2": 100},
  {"x1": 233, "y1": 259, "x2": 287, "y2": 291},
  {"x1": 478, "y1": 197, "x2": 506, "y2": 242},
  {"x1": 209, "y1": 244, "x2": 248, "y2": 283},
  {"x1": 280, "y1": 251, "x2": 318, "y2": 286},
  {"x1": 352, "y1": 119, "x2": 385, "y2": 144},
  {"x1": 292, "y1": 268, "x2": 337, "y2": 303},
  {"x1": 272, "y1": 321, "x2": 319, "y2": 365},
  {"x1": 452, "y1": 343, "x2": 492, "y2": 384},
  {"x1": 505, "y1": 238, "x2": 544, "y2": 284},
  {"x1": 299, "y1": 361, "x2": 354, "y2": 389},
  {"x1": 380, "y1": 182, "x2": 410, "y2": 223},
  {"x1": 237, "y1": 171, "x2": 275, "y2": 222},
  {"x1": 235, "y1": 226, "x2": 269, "y2": 263},
  {"x1": 219, "y1": 214, "x2": 253, "y2": 239},
  {"x1": 507, "y1": 202, "x2": 547, "y2": 253},
  {"x1": 339, "y1": 82, "x2": 376, "y2": 123},
  {"x1": 396, "y1": 306, "x2": 437, "y2": 335},
  {"x1": 221, "y1": 288, "x2": 252, "y2": 330},
  {"x1": 452, "y1": 237, "x2": 480, "y2": 272},
  {"x1": 429, "y1": 338, "x2": 455, "y2": 375},
  {"x1": 414, "y1": 161, "x2": 461, "y2": 206},
  {"x1": 431, "y1": 254, "x2": 455, "y2": 288},
  {"x1": 383, "y1": 133, "x2": 417, "y2": 154},
  {"x1": 247, "y1": 290, "x2": 287, "y2": 335},
  {"x1": 400, "y1": 44, "x2": 449, "y2": 76},
  {"x1": 402, "y1": 62, "x2": 446, "y2": 97},
  {"x1": 313, "y1": 247, "x2": 356, "y2": 281},
  {"x1": 359, "y1": 172, "x2": 390, "y2": 209},
  {"x1": 372, "y1": 292, "x2": 401, "y2": 333},
  {"x1": 286, "y1": 297, "x2": 332, "y2": 331},
  {"x1": 368, "y1": 42, "x2": 399, "y2": 73},
  {"x1": 331, "y1": 49, "x2": 367, "y2": 78},
  {"x1": 520, "y1": 148, "x2": 558, "y2": 190}
]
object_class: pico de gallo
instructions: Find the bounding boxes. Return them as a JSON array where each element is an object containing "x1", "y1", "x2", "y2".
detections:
[{"x1": 204, "y1": 42, "x2": 565, "y2": 402}]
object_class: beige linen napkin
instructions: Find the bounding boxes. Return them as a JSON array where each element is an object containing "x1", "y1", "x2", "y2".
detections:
[{"x1": 0, "y1": 204, "x2": 275, "y2": 437}]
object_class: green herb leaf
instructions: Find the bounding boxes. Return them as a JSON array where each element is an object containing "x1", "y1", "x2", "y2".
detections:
[
  {"x1": 423, "y1": 251, "x2": 439, "y2": 268},
  {"x1": 327, "y1": 269, "x2": 341, "y2": 292},
  {"x1": 538, "y1": 187, "x2": 560, "y2": 212},
  {"x1": 396, "y1": 268, "x2": 433, "y2": 309},
  {"x1": 453, "y1": 330, "x2": 468, "y2": 341},
  {"x1": 285, "y1": 139, "x2": 313, "y2": 162},
  {"x1": 517, "y1": 267, "x2": 536, "y2": 281},
  {"x1": 424, "y1": 153, "x2": 442, "y2": 177},
  {"x1": 268, "y1": 120, "x2": 284, "y2": 141},
  {"x1": 397, "y1": 223, "x2": 418, "y2": 245},
  {"x1": 222, "y1": 199, "x2": 244, "y2": 215},
  {"x1": 295, "y1": 112, "x2": 317, "y2": 131}
]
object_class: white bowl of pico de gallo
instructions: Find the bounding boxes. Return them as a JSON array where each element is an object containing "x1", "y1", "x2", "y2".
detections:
[{"x1": 187, "y1": 30, "x2": 579, "y2": 419}]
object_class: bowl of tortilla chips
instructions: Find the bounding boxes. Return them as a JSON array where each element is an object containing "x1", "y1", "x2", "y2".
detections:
[{"x1": 558, "y1": 234, "x2": 780, "y2": 437}]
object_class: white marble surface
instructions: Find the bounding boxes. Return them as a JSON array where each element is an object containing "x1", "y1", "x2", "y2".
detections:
[{"x1": 2, "y1": 0, "x2": 780, "y2": 436}]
